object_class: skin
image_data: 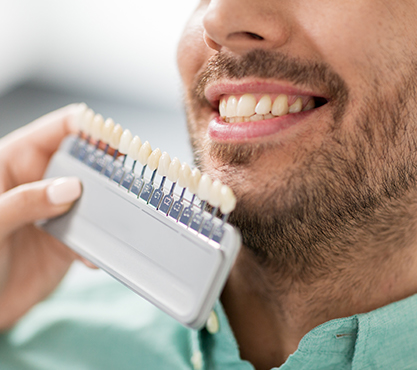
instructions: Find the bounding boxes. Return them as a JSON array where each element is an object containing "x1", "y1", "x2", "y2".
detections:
[
  {"x1": 0, "y1": 105, "x2": 93, "y2": 331},
  {"x1": 178, "y1": 0, "x2": 417, "y2": 368}
]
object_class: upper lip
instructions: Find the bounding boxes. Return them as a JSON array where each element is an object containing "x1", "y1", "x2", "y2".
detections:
[{"x1": 204, "y1": 78, "x2": 329, "y2": 109}]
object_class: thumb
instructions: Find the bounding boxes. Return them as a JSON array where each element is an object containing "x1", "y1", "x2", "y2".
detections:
[{"x1": 0, "y1": 177, "x2": 82, "y2": 239}]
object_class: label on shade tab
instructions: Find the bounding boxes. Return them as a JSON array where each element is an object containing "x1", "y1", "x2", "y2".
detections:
[
  {"x1": 121, "y1": 172, "x2": 135, "y2": 190},
  {"x1": 201, "y1": 219, "x2": 214, "y2": 237},
  {"x1": 169, "y1": 200, "x2": 184, "y2": 220},
  {"x1": 159, "y1": 194, "x2": 173, "y2": 214},
  {"x1": 179, "y1": 206, "x2": 193, "y2": 226},
  {"x1": 104, "y1": 162, "x2": 115, "y2": 178},
  {"x1": 93, "y1": 156, "x2": 107, "y2": 172},
  {"x1": 190, "y1": 212, "x2": 204, "y2": 232},
  {"x1": 131, "y1": 178, "x2": 144, "y2": 196},
  {"x1": 149, "y1": 189, "x2": 164, "y2": 208},
  {"x1": 112, "y1": 167, "x2": 125, "y2": 185},
  {"x1": 140, "y1": 183, "x2": 154, "y2": 203}
]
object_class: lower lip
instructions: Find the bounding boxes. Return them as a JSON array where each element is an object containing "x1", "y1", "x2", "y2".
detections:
[{"x1": 208, "y1": 110, "x2": 315, "y2": 142}]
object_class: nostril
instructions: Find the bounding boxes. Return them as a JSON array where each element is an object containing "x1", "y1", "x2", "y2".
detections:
[{"x1": 245, "y1": 32, "x2": 264, "y2": 41}]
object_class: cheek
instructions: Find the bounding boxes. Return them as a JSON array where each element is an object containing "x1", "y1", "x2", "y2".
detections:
[
  {"x1": 177, "y1": 9, "x2": 212, "y2": 90},
  {"x1": 297, "y1": 4, "x2": 373, "y2": 81},
  {"x1": 296, "y1": 1, "x2": 417, "y2": 92}
]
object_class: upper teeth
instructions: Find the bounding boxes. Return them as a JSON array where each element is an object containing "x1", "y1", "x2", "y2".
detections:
[{"x1": 219, "y1": 93, "x2": 315, "y2": 123}]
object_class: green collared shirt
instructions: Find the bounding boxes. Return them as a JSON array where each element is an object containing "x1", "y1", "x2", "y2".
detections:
[{"x1": 1, "y1": 268, "x2": 417, "y2": 369}]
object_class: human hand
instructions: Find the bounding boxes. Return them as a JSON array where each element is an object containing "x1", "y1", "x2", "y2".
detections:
[{"x1": 0, "y1": 104, "x2": 85, "y2": 331}]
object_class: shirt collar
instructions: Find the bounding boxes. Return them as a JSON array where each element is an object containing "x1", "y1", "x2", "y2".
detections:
[{"x1": 194, "y1": 293, "x2": 417, "y2": 369}]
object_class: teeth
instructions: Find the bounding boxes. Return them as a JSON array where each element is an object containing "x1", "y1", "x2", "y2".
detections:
[
  {"x1": 198, "y1": 174, "x2": 212, "y2": 201},
  {"x1": 147, "y1": 148, "x2": 162, "y2": 171},
  {"x1": 167, "y1": 157, "x2": 181, "y2": 182},
  {"x1": 219, "y1": 99, "x2": 227, "y2": 117},
  {"x1": 119, "y1": 129, "x2": 133, "y2": 155},
  {"x1": 220, "y1": 93, "x2": 320, "y2": 123},
  {"x1": 271, "y1": 94, "x2": 289, "y2": 116},
  {"x1": 188, "y1": 168, "x2": 201, "y2": 194},
  {"x1": 220, "y1": 185, "x2": 236, "y2": 214},
  {"x1": 91, "y1": 114, "x2": 104, "y2": 141},
  {"x1": 157, "y1": 152, "x2": 171, "y2": 177},
  {"x1": 109, "y1": 124, "x2": 123, "y2": 149},
  {"x1": 138, "y1": 141, "x2": 152, "y2": 165},
  {"x1": 303, "y1": 99, "x2": 315, "y2": 111},
  {"x1": 128, "y1": 135, "x2": 142, "y2": 160},
  {"x1": 101, "y1": 118, "x2": 115, "y2": 143},
  {"x1": 178, "y1": 162, "x2": 192, "y2": 188},
  {"x1": 250, "y1": 114, "x2": 264, "y2": 122},
  {"x1": 237, "y1": 94, "x2": 256, "y2": 117},
  {"x1": 289, "y1": 97, "x2": 303, "y2": 113},
  {"x1": 255, "y1": 95, "x2": 272, "y2": 115},
  {"x1": 226, "y1": 96, "x2": 238, "y2": 117},
  {"x1": 209, "y1": 179, "x2": 222, "y2": 208}
]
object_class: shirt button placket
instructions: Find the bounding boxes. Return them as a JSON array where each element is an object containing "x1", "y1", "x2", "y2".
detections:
[
  {"x1": 191, "y1": 350, "x2": 203, "y2": 370},
  {"x1": 206, "y1": 310, "x2": 220, "y2": 334}
]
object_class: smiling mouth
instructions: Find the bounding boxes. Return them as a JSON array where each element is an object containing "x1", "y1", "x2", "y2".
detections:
[{"x1": 218, "y1": 93, "x2": 328, "y2": 123}]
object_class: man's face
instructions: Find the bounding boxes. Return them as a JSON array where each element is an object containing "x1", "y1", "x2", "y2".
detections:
[{"x1": 177, "y1": 0, "x2": 417, "y2": 272}]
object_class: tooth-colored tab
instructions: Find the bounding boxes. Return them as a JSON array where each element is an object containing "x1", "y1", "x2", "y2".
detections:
[
  {"x1": 69, "y1": 103, "x2": 88, "y2": 131},
  {"x1": 157, "y1": 152, "x2": 171, "y2": 176},
  {"x1": 128, "y1": 135, "x2": 142, "y2": 160},
  {"x1": 226, "y1": 96, "x2": 238, "y2": 117},
  {"x1": 219, "y1": 99, "x2": 227, "y2": 117},
  {"x1": 209, "y1": 179, "x2": 222, "y2": 208},
  {"x1": 271, "y1": 94, "x2": 289, "y2": 116},
  {"x1": 198, "y1": 174, "x2": 212, "y2": 201},
  {"x1": 178, "y1": 162, "x2": 192, "y2": 188},
  {"x1": 237, "y1": 94, "x2": 256, "y2": 117},
  {"x1": 119, "y1": 129, "x2": 133, "y2": 155},
  {"x1": 101, "y1": 118, "x2": 115, "y2": 143},
  {"x1": 289, "y1": 97, "x2": 303, "y2": 113},
  {"x1": 138, "y1": 141, "x2": 152, "y2": 165},
  {"x1": 189, "y1": 168, "x2": 201, "y2": 194},
  {"x1": 147, "y1": 148, "x2": 162, "y2": 171},
  {"x1": 220, "y1": 185, "x2": 236, "y2": 214},
  {"x1": 255, "y1": 95, "x2": 272, "y2": 115},
  {"x1": 91, "y1": 114, "x2": 104, "y2": 140},
  {"x1": 81, "y1": 108, "x2": 95, "y2": 135},
  {"x1": 167, "y1": 157, "x2": 181, "y2": 182},
  {"x1": 109, "y1": 124, "x2": 123, "y2": 149}
]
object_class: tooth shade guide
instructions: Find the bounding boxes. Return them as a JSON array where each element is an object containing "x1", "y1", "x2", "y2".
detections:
[
  {"x1": 65, "y1": 106, "x2": 238, "y2": 242},
  {"x1": 69, "y1": 132, "x2": 237, "y2": 243}
]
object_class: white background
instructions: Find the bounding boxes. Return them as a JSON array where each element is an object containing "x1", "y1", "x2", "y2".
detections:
[{"x1": 0, "y1": 0, "x2": 197, "y2": 110}]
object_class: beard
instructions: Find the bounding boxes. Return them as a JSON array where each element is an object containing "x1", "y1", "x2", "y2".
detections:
[{"x1": 185, "y1": 50, "x2": 417, "y2": 280}]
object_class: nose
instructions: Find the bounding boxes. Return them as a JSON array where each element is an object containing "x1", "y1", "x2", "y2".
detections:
[{"x1": 203, "y1": 0, "x2": 290, "y2": 54}]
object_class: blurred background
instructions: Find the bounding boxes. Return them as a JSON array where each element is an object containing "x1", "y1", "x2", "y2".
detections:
[
  {"x1": 0, "y1": 0, "x2": 198, "y2": 285},
  {"x1": 0, "y1": 0, "x2": 197, "y2": 162}
]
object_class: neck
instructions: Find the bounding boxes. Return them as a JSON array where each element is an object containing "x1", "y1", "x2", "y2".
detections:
[{"x1": 221, "y1": 238, "x2": 417, "y2": 370}]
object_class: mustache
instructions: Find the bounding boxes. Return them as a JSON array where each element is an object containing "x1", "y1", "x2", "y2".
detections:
[
  {"x1": 190, "y1": 50, "x2": 350, "y2": 167},
  {"x1": 195, "y1": 49, "x2": 349, "y2": 105}
]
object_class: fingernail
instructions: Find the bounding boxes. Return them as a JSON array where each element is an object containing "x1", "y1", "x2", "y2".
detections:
[{"x1": 47, "y1": 177, "x2": 82, "y2": 205}]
